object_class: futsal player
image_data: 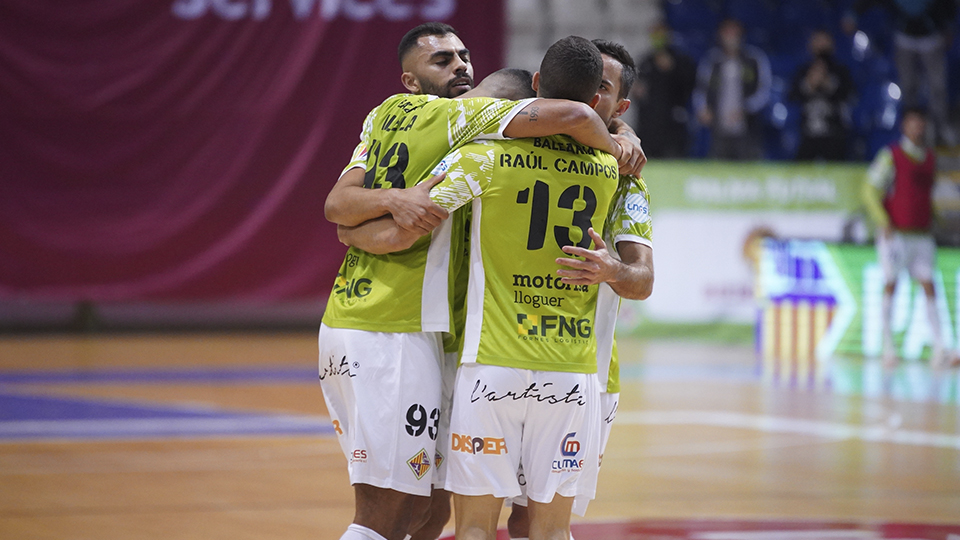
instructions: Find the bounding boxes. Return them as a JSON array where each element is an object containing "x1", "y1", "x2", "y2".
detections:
[
  {"x1": 426, "y1": 36, "x2": 617, "y2": 540},
  {"x1": 320, "y1": 23, "x2": 645, "y2": 540},
  {"x1": 504, "y1": 39, "x2": 655, "y2": 540}
]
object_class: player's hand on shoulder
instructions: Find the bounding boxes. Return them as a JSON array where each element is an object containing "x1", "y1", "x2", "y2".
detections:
[
  {"x1": 612, "y1": 132, "x2": 646, "y2": 177},
  {"x1": 386, "y1": 173, "x2": 449, "y2": 234}
]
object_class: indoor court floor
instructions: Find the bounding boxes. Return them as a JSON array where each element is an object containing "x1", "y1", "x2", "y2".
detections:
[{"x1": 0, "y1": 332, "x2": 958, "y2": 540}]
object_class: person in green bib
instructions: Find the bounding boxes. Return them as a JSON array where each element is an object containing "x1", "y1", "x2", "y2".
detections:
[{"x1": 319, "y1": 23, "x2": 647, "y2": 540}]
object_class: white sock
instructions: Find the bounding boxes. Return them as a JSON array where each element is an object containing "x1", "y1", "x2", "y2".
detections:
[
  {"x1": 341, "y1": 524, "x2": 388, "y2": 540},
  {"x1": 403, "y1": 536, "x2": 412, "y2": 540},
  {"x1": 882, "y1": 292, "x2": 895, "y2": 357}
]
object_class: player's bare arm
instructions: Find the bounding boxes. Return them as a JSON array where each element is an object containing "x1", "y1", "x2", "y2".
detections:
[
  {"x1": 335, "y1": 173, "x2": 448, "y2": 254},
  {"x1": 502, "y1": 100, "x2": 634, "y2": 169},
  {"x1": 555, "y1": 227, "x2": 654, "y2": 300},
  {"x1": 337, "y1": 216, "x2": 422, "y2": 255},
  {"x1": 611, "y1": 129, "x2": 646, "y2": 174},
  {"x1": 324, "y1": 167, "x2": 449, "y2": 232}
]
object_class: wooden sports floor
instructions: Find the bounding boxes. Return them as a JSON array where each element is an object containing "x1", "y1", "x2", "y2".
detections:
[{"x1": 1, "y1": 332, "x2": 958, "y2": 540}]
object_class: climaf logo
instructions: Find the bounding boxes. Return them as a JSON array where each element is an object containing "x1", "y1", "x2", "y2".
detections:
[{"x1": 553, "y1": 432, "x2": 583, "y2": 472}]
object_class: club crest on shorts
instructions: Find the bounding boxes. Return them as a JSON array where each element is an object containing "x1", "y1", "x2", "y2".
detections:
[
  {"x1": 434, "y1": 450, "x2": 444, "y2": 470},
  {"x1": 407, "y1": 448, "x2": 431, "y2": 480}
]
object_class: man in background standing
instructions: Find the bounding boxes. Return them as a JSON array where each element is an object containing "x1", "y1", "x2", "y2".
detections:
[
  {"x1": 844, "y1": 0, "x2": 957, "y2": 146},
  {"x1": 693, "y1": 18, "x2": 771, "y2": 160},
  {"x1": 789, "y1": 29, "x2": 855, "y2": 161},
  {"x1": 862, "y1": 106, "x2": 959, "y2": 370},
  {"x1": 633, "y1": 21, "x2": 696, "y2": 158}
]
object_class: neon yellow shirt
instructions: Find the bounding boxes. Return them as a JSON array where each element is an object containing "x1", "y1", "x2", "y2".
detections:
[
  {"x1": 595, "y1": 175, "x2": 653, "y2": 393},
  {"x1": 429, "y1": 135, "x2": 620, "y2": 373},
  {"x1": 323, "y1": 94, "x2": 533, "y2": 333}
]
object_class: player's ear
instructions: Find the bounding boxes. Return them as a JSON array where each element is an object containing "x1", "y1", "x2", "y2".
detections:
[
  {"x1": 588, "y1": 93, "x2": 601, "y2": 109},
  {"x1": 531, "y1": 72, "x2": 540, "y2": 93},
  {"x1": 400, "y1": 72, "x2": 420, "y2": 94},
  {"x1": 614, "y1": 98, "x2": 631, "y2": 118}
]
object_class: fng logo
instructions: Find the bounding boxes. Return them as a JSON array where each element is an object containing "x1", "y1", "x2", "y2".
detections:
[
  {"x1": 334, "y1": 274, "x2": 372, "y2": 298},
  {"x1": 517, "y1": 314, "x2": 592, "y2": 338},
  {"x1": 451, "y1": 433, "x2": 507, "y2": 455}
]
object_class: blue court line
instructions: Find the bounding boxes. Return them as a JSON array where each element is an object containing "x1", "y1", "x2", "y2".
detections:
[
  {"x1": 0, "y1": 366, "x2": 332, "y2": 441},
  {"x1": 0, "y1": 392, "x2": 333, "y2": 441},
  {"x1": 0, "y1": 367, "x2": 318, "y2": 385}
]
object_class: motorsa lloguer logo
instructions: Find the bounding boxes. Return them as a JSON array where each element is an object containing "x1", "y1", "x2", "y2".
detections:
[{"x1": 172, "y1": 0, "x2": 456, "y2": 21}]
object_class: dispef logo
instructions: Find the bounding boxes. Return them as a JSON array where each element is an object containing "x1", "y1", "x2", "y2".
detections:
[
  {"x1": 517, "y1": 314, "x2": 592, "y2": 338},
  {"x1": 452, "y1": 433, "x2": 507, "y2": 455},
  {"x1": 553, "y1": 432, "x2": 582, "y2": 472}
]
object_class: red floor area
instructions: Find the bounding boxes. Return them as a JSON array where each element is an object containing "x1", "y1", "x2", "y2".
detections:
[{"x1": 442, "y1": 518, "x2": 960, "y2": 540}]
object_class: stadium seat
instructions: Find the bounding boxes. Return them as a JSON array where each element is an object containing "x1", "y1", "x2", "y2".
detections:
[
  {"x1": 672, "y1": 29, "x2": 712, "y2": 62},
  {"x1": 663, "y1": 0, "x2": 721, "y2": 33},
  {"x1": 725, "y1": 0, "x2": 776, "y2": 32},
  {"x1": 778, "y1": 0, "x2": 832, "y2": 31}
]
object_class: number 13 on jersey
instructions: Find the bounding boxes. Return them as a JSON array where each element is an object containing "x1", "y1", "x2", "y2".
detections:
[{"x1": 516, "y1": 180, "x2": 597, "y2": 251}]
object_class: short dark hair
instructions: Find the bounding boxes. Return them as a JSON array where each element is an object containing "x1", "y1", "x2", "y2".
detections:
[
  {"x1": 398, "y1": 22, "x2": 459, "y2": 67},
  {"x1": 488, "y1": 68, "x2": 536, "y2": 99},
  {"x1": 718, "y1": 18, "x2": 743, "y2": 34},
  {"x1": 538, "y1": 36, "x2": 603, "y2": 103},
  {"x1": 902, "y1": 105, "x2": 928, "y2": 120},
  {"x1": 592, "y1": 39, "x2": 636, "y2": 100}
]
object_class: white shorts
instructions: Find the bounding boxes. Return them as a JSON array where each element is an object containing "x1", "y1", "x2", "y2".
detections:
[
  {"x1": 877, "y1": 232, "x2": 936, "y2": 284},
  {"x1": 512, "y1": 391, "x2": 619, "y2": 516},
  {"x1": 433, "y1": 351, "x2": 459, "y2": 489},
  {"x1": 444, "y1": 363, "x2": 601, "y2": 505},
  {"x1": 572, "y1": 391, "x2": 619, "y2": 516},
  {"x1": 318, "y1": 323, "x2": 444, "y2": 496}
]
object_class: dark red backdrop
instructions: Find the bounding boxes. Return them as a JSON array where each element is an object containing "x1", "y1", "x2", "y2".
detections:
[{"x1": 0, "y1": 0, "x2": 503, "y2": 302}]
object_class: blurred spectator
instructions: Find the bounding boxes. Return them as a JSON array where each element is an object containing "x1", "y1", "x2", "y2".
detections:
[
  {"x1": 789, "y1": 30, "x2": 855, "y2": 161},
  {"x1": 693, "y1": 18, "x2": 772, "y2": 160},
  {"x1": 844, "y1": 0, "x2": 957, "y2": 146},
  {"x1": 632, "y1": 22, "x2": 697, "y2": 158}
]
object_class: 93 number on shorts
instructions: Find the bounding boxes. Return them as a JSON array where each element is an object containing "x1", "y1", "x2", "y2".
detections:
[{"x1": 405, "y1": 403, "x2": 440, "y2": 440}]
